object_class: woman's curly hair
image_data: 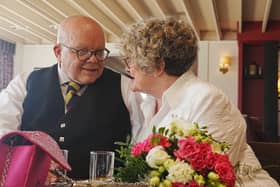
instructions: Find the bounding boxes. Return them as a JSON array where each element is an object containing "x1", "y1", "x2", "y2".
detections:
[{"x1": 120, "y1": 18, "x2": 198, "y2": 76}]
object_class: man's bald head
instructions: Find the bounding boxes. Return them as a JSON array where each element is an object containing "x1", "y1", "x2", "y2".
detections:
[{"x1": 56, "y1": 15, "x2": 104, "y2": 45}]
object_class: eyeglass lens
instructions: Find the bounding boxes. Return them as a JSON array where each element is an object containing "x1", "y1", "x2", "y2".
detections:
[{"x1": 77, "y1": 49, "x2": 109, "y2": 61}]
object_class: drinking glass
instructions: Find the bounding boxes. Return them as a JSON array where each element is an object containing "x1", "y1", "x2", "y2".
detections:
[
  {"x1": 89, "y1": 151, "x2": 115, "y2": 182},
  {"x1": 50, "y1": 149, "x2": 70, "y2": 186},
  {"x1": 61, "y1": 149, "x2": 68, "y2": 175}
]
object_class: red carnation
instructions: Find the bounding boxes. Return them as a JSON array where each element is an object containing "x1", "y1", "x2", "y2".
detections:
[
  {"x1": 188, "y1": 143, "x2": 211, "y2": 171},
  {"x1": 205, "y1": 152, "x2": 219, "y2": 170},
  {"x1": 141, "y1": 138, "x2": 153, "y2": 152},
  {"x1": 131, "y1": 142, "x2": 145, "y2": 156},
  {"x1": 214, "y1": 155, "x2": 235, "y2": 187},
  {"x1": 174, "y1": 136, "x2": 197, "y2": 160},
  {"x1": 148, "y1": 133, "x2": 172, "y2": 148},
  {"x1": 172, "y1": 182, "x2": 188, "y2": 187},
  {"x1": 187, "y1": 180, "x2": 205, "y2": 187}
]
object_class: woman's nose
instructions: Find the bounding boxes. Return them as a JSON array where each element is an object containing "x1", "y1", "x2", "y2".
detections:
[{"x1": 125, "y1": 66, "x2": 130, "y2": 72}]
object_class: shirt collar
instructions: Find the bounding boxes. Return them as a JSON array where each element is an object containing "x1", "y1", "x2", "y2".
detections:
[
  {"x1": 162, "y1": 70, "x2": 197, "y2": 109},
  {"x1": 58, "y1": 65, "x2": 88, "y2": 96}
]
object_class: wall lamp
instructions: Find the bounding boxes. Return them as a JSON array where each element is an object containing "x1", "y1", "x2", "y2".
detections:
[{"x1": 219, "y1": 56, "x2": 231, "y2": 74}]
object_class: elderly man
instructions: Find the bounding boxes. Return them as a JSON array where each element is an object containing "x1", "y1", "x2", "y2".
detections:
[{"x1": 0, "y1": 16, "x2": 131, "y2": 179}]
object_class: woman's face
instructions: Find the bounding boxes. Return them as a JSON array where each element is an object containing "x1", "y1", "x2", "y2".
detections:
[{"x1": 126, "y1": 62, "x2": 156, "y2": 94}]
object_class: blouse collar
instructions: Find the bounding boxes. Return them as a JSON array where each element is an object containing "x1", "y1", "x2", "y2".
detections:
[{"x1": 162, "y1": 70, "x2": 197, "y2": 109}]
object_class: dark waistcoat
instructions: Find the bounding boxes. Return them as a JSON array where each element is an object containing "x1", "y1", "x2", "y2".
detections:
[{"x1": 21, "y1": 64, "x2": 131, "y2": 179}]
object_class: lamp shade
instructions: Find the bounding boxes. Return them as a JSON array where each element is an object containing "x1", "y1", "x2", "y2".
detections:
[
  {"x1": 219, "y1": 56, "x2": 231, "y2": 74},
  {"x1": 220, "y1": 56, "x2": 231, "y2": 65}
]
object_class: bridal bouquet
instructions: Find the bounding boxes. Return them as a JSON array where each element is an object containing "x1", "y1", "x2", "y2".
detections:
[{"x1": 115, "y1": 119, "x2": 235, "y2": 187}]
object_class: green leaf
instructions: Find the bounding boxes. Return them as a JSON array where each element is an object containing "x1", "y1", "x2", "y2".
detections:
[
  {"x1": 115, "y1": 141, "x2": 130, "y2": 146},
  {"x1": 151, "y1": 137, "x2": 155, "y2": 145},
  {"x1": 164, "y1": 129, "x2": 169, "y2": 136},
  {"x1": 155, "y1": 137, "x2": 161, "y2": 144},
  {"x1": 114, "y1": 140, "x2": 150, "y2": 182},
  {"x1": 115, "y1": 156, "x2": 150, "y2": 182},
  {"x1": 152, "y1": 126, "x2": 156, "y2": 134},
  {"x1": 159, "y1": 127, "x2": 165, "y2": 134}
]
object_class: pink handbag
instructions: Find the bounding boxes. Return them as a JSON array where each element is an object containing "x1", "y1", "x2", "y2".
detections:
[{"x1": 0, "y1": 131, "x2": 71, "y2": 187}]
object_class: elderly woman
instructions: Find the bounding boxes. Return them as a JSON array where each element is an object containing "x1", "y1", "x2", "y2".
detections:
[{"x1": 121, "y1": 19, "x2": 279, "y2": 186}]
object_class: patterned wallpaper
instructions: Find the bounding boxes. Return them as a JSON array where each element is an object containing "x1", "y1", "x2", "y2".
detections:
[{"x1": 0, "y1": 39, "x2": 15, "y2": 90}]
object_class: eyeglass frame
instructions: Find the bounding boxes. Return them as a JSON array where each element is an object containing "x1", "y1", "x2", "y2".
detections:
[
  {"x1": 122, "y1": 57, "x2": 133, "y2": 68},
  {"x1": 60, "y1": 43, "x2": 110, "y2": 61}
]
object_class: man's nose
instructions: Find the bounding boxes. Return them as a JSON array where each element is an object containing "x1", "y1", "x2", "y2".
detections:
[{"x1": 86, "y1": 53, "x2": 98, "y2": 63}]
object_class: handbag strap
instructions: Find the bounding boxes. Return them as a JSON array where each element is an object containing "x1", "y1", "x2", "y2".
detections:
[{"x1": 0, "y1": 137, "x2": 15, "y2": 187}]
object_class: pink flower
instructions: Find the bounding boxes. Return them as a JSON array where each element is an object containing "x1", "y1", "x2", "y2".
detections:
[
  {"x1": 205, "y1": 152, "x2": 218, "y2": 170},
  {"x1": 131, "y1": 133, "x2": 171, "y2": 156},
  {"x1": 188, "y1": 143, "x2": 211, "y2": 171},
  {"x1": 141, "y1": 138, "x2": 153, "y2": 152},
  {"x1": 131, "y1": 133, "x2": 172, "y2": 157},
  {"x1": 131, "y1": 142, "x2": 145, "y2": 156},
  {"x1": 174, "y1": 137, "x2": 212, "y2": 171},
  {"x1": 147, "y1": 133, "x2": 172, "y2": 148},
  {"x1": 186, "y1": 180, "x2": 204, "y2": 187},
  {"x1": 214, "y1": 155, "x2": 235, "y2": 187},
  {"x1": 190, "y1": 157, "x2": 207, "y2": 171},
  {"x1": 174, "y1": 136, "x2": 197, "y2": 160}
]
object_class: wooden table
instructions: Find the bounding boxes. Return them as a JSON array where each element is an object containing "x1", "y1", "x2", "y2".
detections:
[{"x1": 72, "y1": 181, "x2": 149, "y2": 187}]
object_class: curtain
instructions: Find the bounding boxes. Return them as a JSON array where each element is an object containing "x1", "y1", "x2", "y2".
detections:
[{"x1": 0, "y1": 39, "x2": 15, "y2": 90}]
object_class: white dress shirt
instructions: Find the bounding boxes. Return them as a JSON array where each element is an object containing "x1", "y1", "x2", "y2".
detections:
[
  {"x1": 0, "y1": 65, "x2": 86, "y2": 136},
  {"x1": 122, "y1": 70, "x2": 279, "y2": 186}
]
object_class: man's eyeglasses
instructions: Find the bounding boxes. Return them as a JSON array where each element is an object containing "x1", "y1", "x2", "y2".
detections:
[{"x1": 61, "y1": 43, "x2": 110, "y2": 61}]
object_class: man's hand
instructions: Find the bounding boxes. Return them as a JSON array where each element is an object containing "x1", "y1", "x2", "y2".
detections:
[{"x1": 45, "y1": 161, "x2": 60, "y2": 186}]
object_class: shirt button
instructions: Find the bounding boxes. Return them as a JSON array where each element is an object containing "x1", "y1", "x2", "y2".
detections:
[
  {"x1": 59, "y1": 136, "x2": 65, "y2": 142},
  {"x1": 60, "y1": 123, "x2": 66, "y2": 128}
]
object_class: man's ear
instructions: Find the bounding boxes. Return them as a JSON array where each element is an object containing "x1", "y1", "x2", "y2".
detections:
[
  {"x1": 53, "y1": 44, "x2": 61, "y2": 60},
  {"x1": 53, "y1": 44, "x2": 62, "y2": 66}
]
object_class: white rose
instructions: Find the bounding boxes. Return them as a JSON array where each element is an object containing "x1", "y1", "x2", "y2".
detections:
[
  {"x1": 169, "y1": 119, "x2": 194, "y2": 137},
  {"x1": 166, "y1": 159, "x2": 194, "y2": 184},
  {"x1": 146, "y1": 146, "x2": 170, "y2": 169}
]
